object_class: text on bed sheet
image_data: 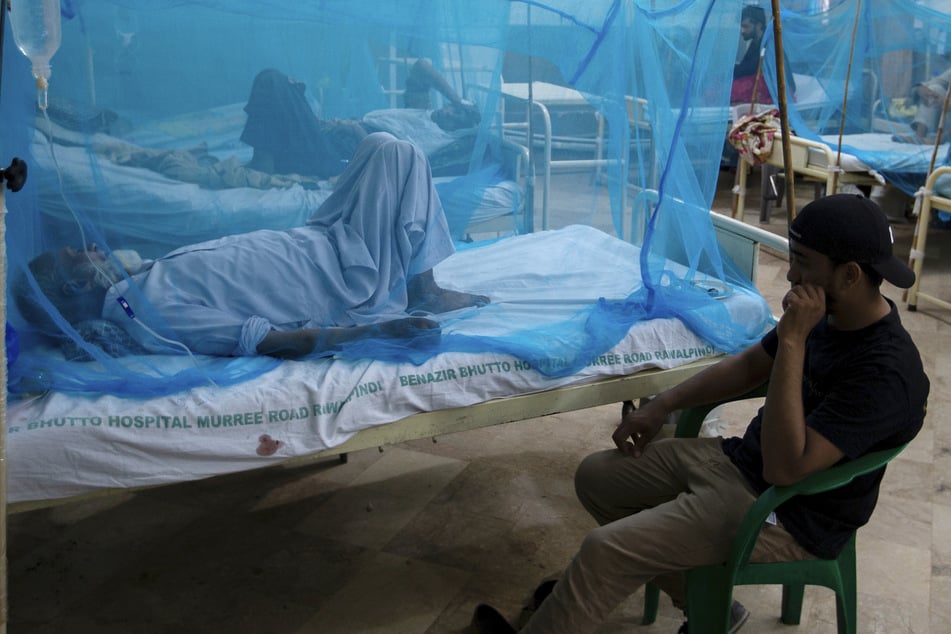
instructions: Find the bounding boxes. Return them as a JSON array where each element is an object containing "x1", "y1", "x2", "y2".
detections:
[
  {"x1": 11, "y1": 415, "x2": 191, "y2": 431},
  {"x1": 10, "y1": 346, "x2": 719, "y2": 436}
]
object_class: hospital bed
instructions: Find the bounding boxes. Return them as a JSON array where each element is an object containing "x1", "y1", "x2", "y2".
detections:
[
  {"x1": 32, "y1": 102, "x2": 533, "y2": 255},
  {"x1": 730, "y1": 131, "x2": 950, "y2": 222},
  {"x1": 7, "y1": 216, "x2": 786, "y2": 511},
  {"x1": 497, "y1": 81, "x2": 631, "y2": 228},
  {"x1": 906, "y1": 165, "x2": 951, "y2": 312},
  {"x1": 732, "y1": 132, "x2": 887, "y2": 221},
  {"x1": 729, "y1": 75, "x2": 946, "y2": 221}
]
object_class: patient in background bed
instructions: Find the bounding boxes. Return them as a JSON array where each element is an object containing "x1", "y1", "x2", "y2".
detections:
[
  {"x1": 905, "y1": 68, "x2": 951, "y2": 145},
  {"x1": 41, "y1": 119, "x2": 324, "y2": 190},
  {"x1": 242, "y1": 60, "x2": 481, "y2": 179},
  {"x1": 15, "y1": 133, "x2": 488, "y2": 359}
]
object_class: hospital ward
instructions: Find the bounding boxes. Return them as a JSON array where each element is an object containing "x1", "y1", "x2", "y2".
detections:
[{"x1": 1, "y1": 0, "x2": 950, "y2": 632}]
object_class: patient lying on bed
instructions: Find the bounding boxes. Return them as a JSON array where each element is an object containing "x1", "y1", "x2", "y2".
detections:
[
  {"x1": 42, "y1": 119, "x2": 323, "y2": 190},
  {"x1": 241, "y1": 62, "x2": 481, "y2": 179},
  {"x1": 16, "y1": 133, "x2": 488, "y2": 359}
]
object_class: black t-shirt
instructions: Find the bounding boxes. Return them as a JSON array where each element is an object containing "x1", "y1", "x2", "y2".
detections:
[
  {"x1": 721, "y1": 300, "x2": 929, "y2": 558},
  {"x1": 734, "y1": 36, "x2": 763, "y2": 79}
]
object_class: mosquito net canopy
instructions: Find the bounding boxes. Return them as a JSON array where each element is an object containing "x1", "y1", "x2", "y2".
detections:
[
  {"x1": 2, "y1": 0, "x2": 772, "y2": 398},
  {"x1": 758, "y1": 0, "x2": 951, "y2": 197}
]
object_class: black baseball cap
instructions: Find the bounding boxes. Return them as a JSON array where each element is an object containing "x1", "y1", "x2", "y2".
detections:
[{"x1": 788, "y1": 194, "x2": 915, "y2": 289}]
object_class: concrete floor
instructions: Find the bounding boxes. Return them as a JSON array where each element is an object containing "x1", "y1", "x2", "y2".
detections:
[{"x1": 7, "y1": 170, "x2": 951, "y2": 633}]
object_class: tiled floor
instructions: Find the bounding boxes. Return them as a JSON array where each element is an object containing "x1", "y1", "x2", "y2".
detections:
[{"x1": 7, "y1": 171, "x2": 951, "y2": 633}]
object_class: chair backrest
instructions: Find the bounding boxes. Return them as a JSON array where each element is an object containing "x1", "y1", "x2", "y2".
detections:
[{"x1": 728, "y1": 441, "x2": 909, "y2": 572}]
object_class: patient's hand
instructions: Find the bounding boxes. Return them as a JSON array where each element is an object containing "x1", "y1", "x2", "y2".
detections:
[
  {"x1": 891, "y1": 133, "x2": 927, "y2": 144},
  {"x1": 258, "y1": 317, "x2": 441, "y2": 358},
  {"x1": 372, "y1": 317, "x2": 441, "y2": 339}
]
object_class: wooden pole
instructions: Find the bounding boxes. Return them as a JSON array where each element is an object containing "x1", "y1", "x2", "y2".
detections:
[
  {"x1": 924, "y1": 82, "x2": 951, "y2": 191},
  {"x1": 831, "y1": 0, "x2": 864, "y2": 196},
  {"x1": 769, "y1": 0, "x2": 795, "y2": 224},
  {"x1": 729, "y1": 46, "x2": 768, "y2": 219}
]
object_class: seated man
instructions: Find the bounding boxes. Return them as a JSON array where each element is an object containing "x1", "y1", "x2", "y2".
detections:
[
  {"x1": 731, "y1": 6, "x2": 770, "y2": 104},
  {"x1": 731, "y1": 5, "x2": 795, "y2": 105},
  {"x1": 16, "y1": 133, "x2": 488, "y2": 359},
  {"x1": 472, "y1": 194, "x2": 929, "y2": 634},
  {"x1": 241, "y1": 61, "x2": 481, "y2": 179}
]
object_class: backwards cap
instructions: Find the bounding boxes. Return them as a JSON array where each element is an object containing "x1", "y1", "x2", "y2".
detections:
[{"x1": 788, "y1": 194, "x2": 915, "y2": 289}]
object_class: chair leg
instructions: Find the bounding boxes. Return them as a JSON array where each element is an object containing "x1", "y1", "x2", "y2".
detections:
[
  {"x1": 835, "y1": 590, "x2": 856, "y2": 634},
  {"x1": 641, "y1": 581, "x2": 660, "y2": 625},
  {"x1": 836, "y1": 539, "x2": 858, "y2": 634},
  {"x1": 780, "y1": 583, "x2": 805, "y2": 624},
  {"x1": 686, "y1": 567, "x2": 734, "y2": 633}
]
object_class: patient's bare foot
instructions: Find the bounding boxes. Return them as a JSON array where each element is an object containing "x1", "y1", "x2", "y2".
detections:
[
  {"x1": 407, "y1": 270, "x2": 490, "y2": 314},
  {"x1": 410, "y1": 288, "x2": 490, "y2": 314}
]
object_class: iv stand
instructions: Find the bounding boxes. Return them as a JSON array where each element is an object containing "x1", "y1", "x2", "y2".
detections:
[{"x1": 0, "y1": 1, "x2": 31, "y2": 631}]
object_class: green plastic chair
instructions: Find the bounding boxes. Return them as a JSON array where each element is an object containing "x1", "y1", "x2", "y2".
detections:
[{"x1": 640, "y1": 389, "x2": 908, "y2": 634}]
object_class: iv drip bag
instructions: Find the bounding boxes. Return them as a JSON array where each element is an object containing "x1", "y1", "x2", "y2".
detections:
[{"x1": 9, "y1": 0, "x2": 62, "y2": 97}]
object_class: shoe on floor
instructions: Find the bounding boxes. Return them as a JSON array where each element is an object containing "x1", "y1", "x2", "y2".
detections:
[
  {"x1": 677, "y1": 599, "x2": 750, "y2": 633},
  {"x1": 515, "y1": 578, "x2": 558, "y2": 628},
  {"x1": 471, "y1": 603, "x2": 516, "y2": 634},
  {"x1": 530, "y1": 578, "x2": 557, "y2": 610}
]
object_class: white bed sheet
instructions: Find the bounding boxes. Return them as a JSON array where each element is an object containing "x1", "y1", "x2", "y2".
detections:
[
  {"x1": 122, "y1": 101, "x2": 255, "y2": 160},
  {"x1": 7, "y1": 224, "x2": 772, "y2": 504},
  {"x1": 822, "y1": 133, "x2": 949, "y2": 175}
]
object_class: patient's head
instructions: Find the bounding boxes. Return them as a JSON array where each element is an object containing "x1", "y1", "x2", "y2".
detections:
[
  {"x1": 740, "y1": 6, "x2": 766, "y2": 41},
  {"x1": 14, "y1": 245, "x2": 132, "y2": 333}
]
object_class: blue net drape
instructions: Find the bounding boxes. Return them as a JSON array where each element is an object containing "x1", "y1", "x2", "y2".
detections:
[
  {"x1": 760, "y1": 0, "x2": 951, "y2": 197},
  {"x1": 2, "y1": 0, "x2": 772, "y2": 398}
]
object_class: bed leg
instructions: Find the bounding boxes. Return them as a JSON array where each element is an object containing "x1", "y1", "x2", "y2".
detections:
[
  {"x1": 339, "y1": 453, "x2": 349, "y2": 464},
  {"x1": 760, "y1": 165, "x2": 783, "y2": 223}
]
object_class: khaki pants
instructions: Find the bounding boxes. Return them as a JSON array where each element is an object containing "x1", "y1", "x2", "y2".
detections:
[{"x1": 521, "y1": 437, "x2": 815, "y2": 634}]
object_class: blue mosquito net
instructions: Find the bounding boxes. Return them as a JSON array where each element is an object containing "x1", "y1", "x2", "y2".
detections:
[
  {"x1": 2, "y1": 0, "x2": 773, "y2": 398},
  {"x1": 758, "y1": 0, "x2": 951, "y2": 198}
]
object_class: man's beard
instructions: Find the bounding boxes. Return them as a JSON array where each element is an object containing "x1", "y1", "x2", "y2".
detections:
[{"x1": 76, "y1": 249, "x2": 145, "y2": 289}]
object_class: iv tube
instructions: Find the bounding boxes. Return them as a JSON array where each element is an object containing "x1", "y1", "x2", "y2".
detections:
[{"x1": 8, "y1": 0, "x2": 62, "y2": 109}]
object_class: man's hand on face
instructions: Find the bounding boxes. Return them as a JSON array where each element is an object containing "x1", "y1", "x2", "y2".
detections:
[{"x1": 779, "y1": 284, "x2": 826, "y2": 343}]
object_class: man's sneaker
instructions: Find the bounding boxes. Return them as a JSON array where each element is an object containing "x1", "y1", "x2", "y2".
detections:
[
  {"x1": 515, "y1": 578, "x2": 558, "y2": 628},
  {"x1": 677, "y1": 599, "x2": 750, "y2": 633},
  {"x1": 470, "y1": 603, "x2": 516, "y2": 634}
]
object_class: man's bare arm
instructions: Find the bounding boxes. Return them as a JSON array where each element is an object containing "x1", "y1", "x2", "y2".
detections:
[
  {"x1": 761, "y1": 285, "x2": 843, "y2": 485},
  {"x1": 409, "y1": 59, "x2": 463, "y2": 104},
  {"x1": 613, "y1": 342, "x2": 774, "y2": 456}
]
